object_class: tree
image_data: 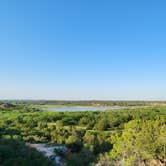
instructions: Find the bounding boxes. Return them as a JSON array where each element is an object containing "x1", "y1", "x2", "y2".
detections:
[
  {"x1": 66, "y1": 135, "x2": 82, "y2": 152},
  {"x1": 110, "y1": 120, "x2": 166, "y2": 166}
]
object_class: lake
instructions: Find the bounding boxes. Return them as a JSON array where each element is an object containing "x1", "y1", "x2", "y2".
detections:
[{"x1": 43, "y1": 106, "x2": 123, "y2": 112}]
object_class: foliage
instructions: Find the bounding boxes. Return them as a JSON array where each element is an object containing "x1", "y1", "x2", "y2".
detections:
[
  {"x1": 0, "y1": 102, "x2": 166, "y2": 165},
  {"x1": 110, "y1": 120, "x2": 166, "y2": 166},
  {"x1": 0, "y1": 138, "x2": 55, "y2": 166}
]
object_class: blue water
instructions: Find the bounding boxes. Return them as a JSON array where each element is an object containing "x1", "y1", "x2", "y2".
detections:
[{"x1": 43, "y1": 107, "x2": 122, "y2": 112}]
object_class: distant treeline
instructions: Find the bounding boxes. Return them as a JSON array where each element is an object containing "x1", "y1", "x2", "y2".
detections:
[{"x1": 1, "y1": 100, "x2": 166, "y2": 107}]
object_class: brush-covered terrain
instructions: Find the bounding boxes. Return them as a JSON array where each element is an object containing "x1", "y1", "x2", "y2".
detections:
[{"x1": 0, "y1": 101, "x2": 166, "y2": 166}]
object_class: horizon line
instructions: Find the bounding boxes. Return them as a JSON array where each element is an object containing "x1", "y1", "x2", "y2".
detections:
[{"x1": 1, "y1": 99, "x2": 166, "y2": 102}]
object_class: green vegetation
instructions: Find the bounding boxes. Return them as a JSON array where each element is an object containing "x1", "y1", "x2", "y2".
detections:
[
  {"x1": 0, "y1": 101, "x2": 166, "y2": 166},
  {"x1": 2, "y1": 100, "x2": 166, "y2": 107},
  {"x1": 0, "y1": 139, "x2": 54, "y2": 166}
]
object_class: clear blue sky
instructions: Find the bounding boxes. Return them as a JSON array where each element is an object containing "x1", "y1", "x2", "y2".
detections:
[{"x1": 0, "y1": 0, "x2": 166, "y2": 100}]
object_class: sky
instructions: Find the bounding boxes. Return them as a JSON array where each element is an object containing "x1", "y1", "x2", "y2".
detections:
[{"x1": 0, "y1": 0, "x2": 166, "y2": 100}]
